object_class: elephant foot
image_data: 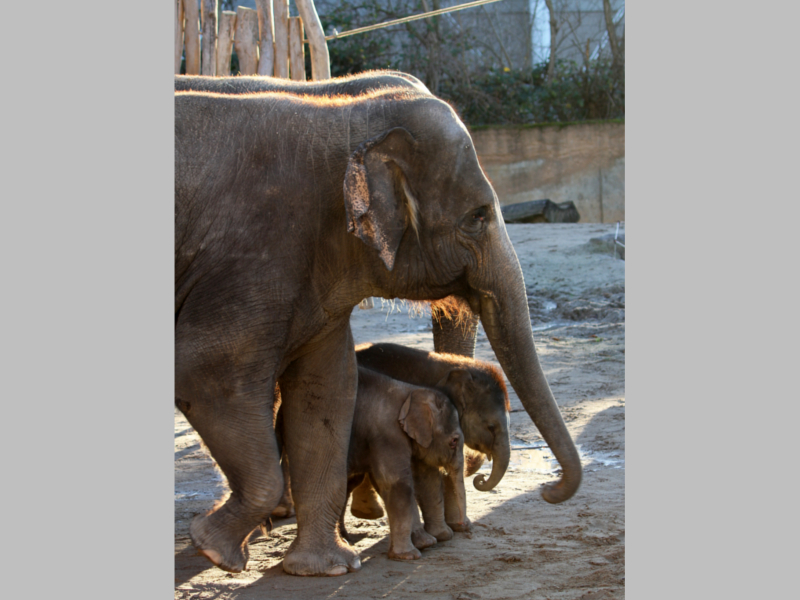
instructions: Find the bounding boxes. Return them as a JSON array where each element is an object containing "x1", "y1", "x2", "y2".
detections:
[
  {"x1": 425, "y1": 523, "x2": 454, "y2": 542},
  {"x1": 411, "y1": 528, "x2": 437, "y2": 550},
  {"x1": 388, "y1": 546, "x2": 421, "y2": 561},
  {"x1": 350, "y1": 481, "x2": 385, "y2": 519},
  {"x1": 448, "y1": 516, "x2": 472, "y2": 533},
  {"x1": 282, "y1": 536, "x2": 362, "y2": 577},
  {"x1": 189, "y1": 512, "x2": 251, "y2": 573},
  {"x1": 270, "y1": 502, "x2": 295, "y2": 519}
]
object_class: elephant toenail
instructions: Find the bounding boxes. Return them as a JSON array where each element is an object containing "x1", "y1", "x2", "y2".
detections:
[
  {"x1": 200, "y1": 548, "x2": 223, "y2": 566},
  {"x1": 326, "y1": 565, "x2": 348, "y2": 576}
]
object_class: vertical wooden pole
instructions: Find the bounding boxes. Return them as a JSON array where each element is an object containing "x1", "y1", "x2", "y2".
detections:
[
  {"x1": 216, "y1": 11, "x2": 237, "y2": 76},
  {"x1": 175, "y1": 0, "x2": 185, "y2": 74},
  {"x1": 235, "y1": 7, "x2": 260, "y2": 75},
  {"x1": 256, "y1": 0, "x2": 275, "y2": 76},
  {"x1": 201, "y1": 0, "x2": 217, "y2": 76},
  {"x1": 294, "y1": 0, "x2": 331, "y2": 80},
  {"x1": 273, "y1": 0, "x2": 290, "y2": 79},
  {"x1": 288, "y1": 17, "x2": 306, "y2": 81},
  {"x1": 182, "y1": 0, "x2": 201, "y2": 75}
]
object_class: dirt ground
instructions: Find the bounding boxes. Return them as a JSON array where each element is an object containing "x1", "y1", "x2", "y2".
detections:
[{"x1": 175, "y1": 223, "x2": 626, "y2": 600}]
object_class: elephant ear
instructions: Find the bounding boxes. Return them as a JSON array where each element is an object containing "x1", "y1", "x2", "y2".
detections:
[
  {"x1": 435, "y1": 369, "x2": 473, "y2": 415},
  {"x1": 398, "y1": 389, "x2": 435, "y2": 448},
  {"x1": 343, "y1": 127, "x2": 418, "y2": 271}
]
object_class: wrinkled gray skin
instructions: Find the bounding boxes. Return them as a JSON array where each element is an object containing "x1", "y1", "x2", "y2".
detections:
[
  {"x1": 340, "y1": 367, "x2": 466, "y2": 560},
  {"x1": 274, "y1": 341, "x2": 508, "y2": 530},
  {"x1": 175, "y1": 87, "x2": 581, "y2": 577},
  {"x1": 352, "y1": 343, "x2": 511, "y2": 530},
  {"x1": 174, "y1": 71, "x2": 481, "y2": 359}
]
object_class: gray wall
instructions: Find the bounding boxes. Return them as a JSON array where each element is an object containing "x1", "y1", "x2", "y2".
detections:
[{"x1": 471, "y1": 121, "x2": 624, "y2": 223}]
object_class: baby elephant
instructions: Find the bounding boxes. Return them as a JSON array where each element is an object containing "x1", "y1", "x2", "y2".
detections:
[
  {"x1": 351, "y1": 343, "x2": 511, "y2": 531},
  {"x1": 342, "y1": 366, "x2": 467, "y2": 560}
]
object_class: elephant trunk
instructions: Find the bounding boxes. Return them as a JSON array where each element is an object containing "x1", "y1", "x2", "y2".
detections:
[
  {"x1": 477, "y1": 277, "x2": 582, "y2": 504},
  {"x1": 473, "y1": 428, "x2": 510, "y2": 491}
]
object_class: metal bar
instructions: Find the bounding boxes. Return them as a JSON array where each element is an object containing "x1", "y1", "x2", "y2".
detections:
[{"x1": 306, "y1": 0, "x2": 506, "y2": 42}]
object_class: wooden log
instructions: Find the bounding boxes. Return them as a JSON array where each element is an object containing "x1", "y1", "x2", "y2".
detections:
[
  {"x1": 216, "y1": 11, "x2": 237, "y2": 76},
  {"x1": 182, "y1": 0, "x2": 201, "y2": 75},
  {"x1": 175, "y1": 0, "x2": 184, "y2": 74},
  {"x1": 294, "y1": 0, "x2": 330, "y2": 80},
  {"x1": 273, "y1": 0, "x2": 289, "y2": 78},
  {"x1": 289, "y1": 17, "x2": 305, "y2": 81},
  {"x1": 201, "y1": 0, "x2": 217, "y2": 76},
  {"x1": 255, "y1": 0, "x2": 275, "y2": 76},
  {"x1": 235, "y1": 7, "x2": 260, "y2": 75}
]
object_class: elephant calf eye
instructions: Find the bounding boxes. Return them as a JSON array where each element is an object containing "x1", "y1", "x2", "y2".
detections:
[{"x1": 471, "y1": 207, "x2": 487, "y2": 222}]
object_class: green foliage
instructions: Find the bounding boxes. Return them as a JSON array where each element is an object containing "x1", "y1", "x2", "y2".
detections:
[
  {"x1": 440, "y1": 59, "x2": 625, "y2": 126},
  {"x1": 318, "y1": 1, "x2": 624, "y2": 127}
]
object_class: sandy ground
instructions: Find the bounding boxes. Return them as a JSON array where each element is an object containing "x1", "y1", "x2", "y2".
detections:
[{"x1": 175, "y1": 223, "x2": 626, "y2": 600}]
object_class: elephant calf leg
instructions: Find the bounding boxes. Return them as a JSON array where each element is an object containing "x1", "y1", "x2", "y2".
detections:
[
  {"x1": 383, "y1": 481, "x2": 422, "y2": 561},
  {"x1": 409, "y1": 504, "x2": 438, "y2": 550},
  {"x1": 350, "y1": 474, "x2": 384, "y2": 519},
  {"x1": 414, "y1": 463, "x2": 453, "y2": 542},
  {"x1": 444, "y1": 471, "x2": 471, "y2": 532}
]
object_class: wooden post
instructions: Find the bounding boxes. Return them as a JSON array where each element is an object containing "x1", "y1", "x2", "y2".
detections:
[
  {"x1": 182, "y1": 0, "x2": 201, "y2": 75},
  {"x1": 255, "y1": 0, "x2": 275, "y2": 76},
  {"x1": 216, "y1": 11, "x2": 237, "y2": 76},
  {"x1": 273, "y1": 0, "x2": 289, "y2": 79},
  {"x1": 289, "y1": 17, "x2": 305, "y2": 81},
  {"x1": 175, "y1": 0, "x2": 184, "y2": 74},
  {"x1": 294, "y1": 0, "x2": 331, "y2": 80},
  {"x1": 235, "y1": 7, "x2": 260, "y2": 75},
  {"x1": 201, "y1": 0, "x2": 217, "y2": 76}
]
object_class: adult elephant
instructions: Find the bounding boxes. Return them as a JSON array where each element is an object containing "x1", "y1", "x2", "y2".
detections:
[
  {"x1": 175, "y1": 87, "x2": 582, "y2": 577},
  {"x1": 174, "y1": 71, "x2": 481, "y2": 359}
]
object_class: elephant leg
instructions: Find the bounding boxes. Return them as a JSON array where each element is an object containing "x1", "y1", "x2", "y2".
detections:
[
  {"x1": 432, "y1": 296, "x2": 480, "y2": 357},
  {"x1": 270, "y1": 387, "x2": 295, "y2": 519},
  {"x1": 279, "y1": 321, "x2": 361, "y2": 576},
  {"x1": 409, "y1": 503, "x2": 438, "y2": 550},
  {"x1": 378, "y1": 480, "x2": 421, "y2": 560},
  {"x1": 413, "y1": 462, "x2": 453, "y2": 542},
  {"x1": 350, "y1": 473, "x2": 385, "y2": 519},
  {"x1": 444, "y1": 470, "x2": 471, "y2": 532},
  {"x1": 176, "y1": 343, "x2": 284, "y2": 573},
  {"x1": 271, "y1": 450, "x2": 295, "y2": 519}
]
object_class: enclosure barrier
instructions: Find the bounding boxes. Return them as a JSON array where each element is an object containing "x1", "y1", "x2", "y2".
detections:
[
  {"x1": 175, "y1": 0, "x2": 328, "y2": 80},
  {"x1": 175, "y1": 0, "x2": 506, "y2": 80}
]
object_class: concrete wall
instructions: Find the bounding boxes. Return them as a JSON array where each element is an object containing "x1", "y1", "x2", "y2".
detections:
[{"x1": 470, "y1": 122, "x2": 625, "y2": 223}]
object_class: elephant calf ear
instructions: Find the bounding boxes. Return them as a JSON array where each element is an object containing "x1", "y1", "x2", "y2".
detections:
[
  {"x1": 435, "y1": 369, "x2": 473, "y2": 414},
  {"x1": 343, "y1": 128, "x2": 416, "y2": 271},
  {"x1": 398, "y1": 390, "x2": 434, "y2": 448}
]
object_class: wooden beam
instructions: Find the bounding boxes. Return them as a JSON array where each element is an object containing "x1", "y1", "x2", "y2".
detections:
[
  {"x1": 216, "y1": 11, "x2": 237, "y2": 76},
  {"x1": 182, "y1": 0, "x2": 201, "y2": 75},
  {"x1": 273, "y1": 0, "x2": 289, "y2": 78},
  {"x1": 289, "y1": 17, "x2": 305, "y2": 81},
  {"x1": 201, "y1": 0, "x2": 217, "y2": 76},
  {"x1": 294, "y1": 0, "x2": 330, "y2": 80},
  {"x1": 174, "y1": 0, "x2": 184, "y2": 74},
  {"x1": 255, "y1": 0, "x2": 275, "y2": 76},
  {"x1": 235, "y1": 7, "x2": 260, "y2": 75}
]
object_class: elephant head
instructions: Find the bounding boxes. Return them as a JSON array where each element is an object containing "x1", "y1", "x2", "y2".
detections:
[
  {"x1": 343, "y1": 97, "x2": 582, "y2": 504},
  {"x1": 435, "y1": 367, "x2": 511, "y2": 492}
]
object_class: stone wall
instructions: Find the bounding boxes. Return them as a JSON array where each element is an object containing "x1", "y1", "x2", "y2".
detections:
[{"x1": 470, "y1": 122, "x2": 625, "y2": 223}]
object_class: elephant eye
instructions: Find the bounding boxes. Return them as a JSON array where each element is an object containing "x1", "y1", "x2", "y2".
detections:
[{"x1": 462, "y1": 206, "x2": 489, "y2": 234}]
